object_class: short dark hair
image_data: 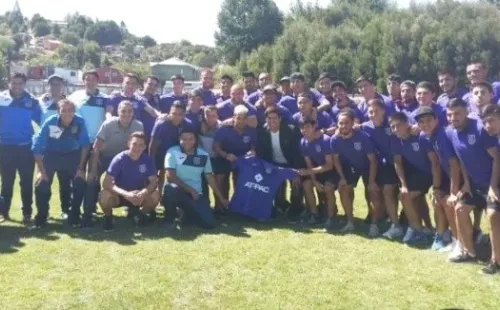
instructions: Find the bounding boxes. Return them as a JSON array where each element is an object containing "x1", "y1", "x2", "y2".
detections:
[
  {"x1": 290, "y1": 72, "x2": 305, "y2": 82},
  {"x1": 264, "y1": 107, "x2": 281, "y2": 118},
  {"x1": 298, "y1": 116, "x2": 316, "y2": 127},
  {"x1": 482, "y1": 104, "x2": 500, "y2": 119},
  {"x1": 468, "y1": 60, "x2": 487, "y2": 69},
  {"x1": 338, "y1": 108, "x2": 356, "y2": 121},
  {"x1": 179, "y1": 127, "x2": 198, "y2": 137},
  {"x1": 129, "y1": 131, "x2": 146, "y2": 143},
  {"x1": 297, "y1": 92, "x2": 312, "y2": 102},
  {"x1": 146, "y1": 75, "x2": 160, "y2": 84},
  {"x1": 368, "y1": 98, "x2": 385, "y2": 110},
  {"x1": 387, "y1": 74, "x2": 403, "y2": 83},
  {"x1": 446, "y1": 98, "x2": 467, "y2": 109},
  {"x1": 389, "y1": 111, "x2": 409, "y2": 124},
  {"x1": 171, "y1": 74, "x2": 185, "y2": 82},
  {"x1": 417, "y1": 81, "x2": 436, "y2": 93},
  {"x1": 11, "y1": 72, "x2": 27, "y2": 82},
  {"x1": 190, "y1": 88, "x2": 203, "y2": 99},
  {"x1": 82, "y1": 70, "x2": 99, "y2": 81},
  {"x1": 317, "y1": 72, "x2": 332, "y2": 81},
  {"x1": 472, "y1": 82, "x2": 493, "y2": 94},
  {"x1": 171, "y1": 100, "x2": 187, "y2": 111},
  {"x1": 220, "y1": 74, "x2": 234, "y2": 83},
  {"x1": 242, "y1": 71, "x2": 256, "y2": 79},
  {"x1": 331, "y1": 80, "x2": 347, "y2": 90},
  {"x1": 204, "y1": 105, "x2": 217, "y2": 115},
  {"x1": 355, "y1": 76, "x2": 373, "y2": 85},
  {"x1": 437, "y1": 68, "x2": 457, "y2": 78},
  {"x1": 401, "y1": 80, "x2": 417, "y2": 91},
  {"x1": 125, "y1": 73, "x2": 140, "y2": 83}
]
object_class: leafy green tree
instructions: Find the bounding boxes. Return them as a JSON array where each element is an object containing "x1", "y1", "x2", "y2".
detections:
[
  {"x1": 84, "y1": 21, "x2": 123, "y2": 46},
  {"x1": 60, "y1": 31, "x2": 80, "y2": 46},
  {"x1": 215, "y1": 0, "x2": 284, "y2": 64},
  {"x1": 141, "y1": 35, "x2": 157, "y2": 48},
  {"x1": 52, "y1": 24, "x2": 61, "y2": 37},
  {"x1": 32, "y1": 20, "x2": 51, "y2": 37}
]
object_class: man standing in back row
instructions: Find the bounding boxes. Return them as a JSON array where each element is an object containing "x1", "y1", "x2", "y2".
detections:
[{"x1": 0, "y1": 72, "x2": 41, "y2": 224}]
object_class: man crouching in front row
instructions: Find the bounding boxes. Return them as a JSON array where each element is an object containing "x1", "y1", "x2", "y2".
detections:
[{"x1": 99, "y1": 131, "x2": 160, "y2": 232}]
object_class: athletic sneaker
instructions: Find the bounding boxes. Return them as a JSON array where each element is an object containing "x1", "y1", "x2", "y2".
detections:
[
  {"x1": 60, "y1": 212, "x2": 69, "y2": 220},
  {"x1": 431, "y1": 233, "x2": 447, "y2": 251},
  {"x1": 439, "y1": 239, "x2": 457, "y2": 253},
  {"x1": 34, "y1": 218, "x2": 46, "y2": 230},
  {"x1": 103, "y1": 216, "x2": 114, "y2": 232},
  {"x1": 368, "y1": 224, "x2": 380, "y2": 238},
  {"x1": 448, "y1": 251, "x2": 476, "y2": 263},
  {"x1": 81, "y1": 216, "x2": 93, "y2": 229},
  {"x1": 473, "y1": 228, "x2": 488, "y2": 245},
  {"x1": 324, "y1": 217, "x2": 335, "y2": 231},
  {"x1": 164, "y1": 221, "x2": 177, "y2": 232},
  {"x1": 481, "y1": 262, "x2": 500, "y2": 275},
  {"x1": 68, "y1": 215, "x2": 80, "y2": 228},
  {"x1": 448, "y1": 241, "x2": 464, "y2": 260},
  {"x1": 405, "y1": 231, "x2": 427, "y2": 244},
  {"x1": 442, "y1": 230, "x2": 452, "y2": 244},
  {"x1": 307, "y1": 214, "x2": 323, "y2": 225},
  {"x1": 403, "y1": 227, "x2": 415, "y2": 243},
  {"x1": 339, "y1": 221, "x2": 355, "y2": 233},
  {"x1": 382, "y1": 224, "x2": 404, "y2": 239},
  {"x1": 22, "y1": 215, "x2": 31, "y2": 226},
  {"x1": 135, "y1": 213, "x2": 147, "y2": 227},
  {"x1": 422, "y1": 227, "x2": 434, "y2": 236}
]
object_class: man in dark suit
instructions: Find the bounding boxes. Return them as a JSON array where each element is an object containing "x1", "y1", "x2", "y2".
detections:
[{"x1": 257, "y1": 107, "x2": 304, "y2": 219}]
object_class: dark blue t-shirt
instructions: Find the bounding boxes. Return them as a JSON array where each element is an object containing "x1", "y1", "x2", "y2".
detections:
[
  {"x1": 391, "y1": 133, "x2": 434, "y2": 174},
  {"x1": 300, "y1": 134, "x2": 331, "y2": 167},
  {"x1": 159, "y1": 92, "x2": 189, "y2": 113},
  {"x1": 229, "y1": 156, "x2": 297, "y2": 220},
  {"x1": 448, "y1": 118, "x2": 498, "y2": 189},
  {"x1": 427, "y1": 126, "x2": 457, "y2": 178},
  {"x1": 361, "y1": 119, "x2": 394, "y2": 164},
  {"x1": 331, "y1": 130, "x2": 375, "y2": 171},
  {"x1": 214, "y1": 126, "x2": 257, "y2": 156}
]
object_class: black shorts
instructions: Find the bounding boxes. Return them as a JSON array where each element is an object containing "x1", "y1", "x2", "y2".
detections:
[
  {"x1": 301, "y1": 171, "x2": 339, "y2": 186},
  {"x1": 438, "y1": 174, "x2": 451, "y2": 194},
  {"x1": 117, "y1": 196, "x2": 138, "y2": 209},
  {"x1": 458, "y1": 185, "x2": 500, "y2": 211},
  {"x1": 343, "y1": 164, "x2": 369, "y2": 187},
  {"x1": 402, "y1": 161, "x2": 432, "y2": 194},
  {"x1": 376, "y1": 162, "x2": 398, "y2": 186}
]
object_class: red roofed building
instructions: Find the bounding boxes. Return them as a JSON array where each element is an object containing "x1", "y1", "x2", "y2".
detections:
[{"x1": 95, "y1": 67, "x2": 124, "y2": 84}]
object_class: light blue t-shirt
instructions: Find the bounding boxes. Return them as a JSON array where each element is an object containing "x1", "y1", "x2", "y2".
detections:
[
  {"x1": 164, "y1": 145, "x2": 213, "y2": 194},
  {"x1": 68, "y1": 89, "x2": 107, "y2": 143}
]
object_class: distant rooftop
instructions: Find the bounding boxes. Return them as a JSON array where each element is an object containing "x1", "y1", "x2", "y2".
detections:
[{"x1": 150, "y1": 57, "x2": 201, "y2": 71}]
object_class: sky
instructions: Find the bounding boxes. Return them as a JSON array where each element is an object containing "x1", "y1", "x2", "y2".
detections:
[{"x1": 1, "y1": 0, "x2": 417, "y2": 46}]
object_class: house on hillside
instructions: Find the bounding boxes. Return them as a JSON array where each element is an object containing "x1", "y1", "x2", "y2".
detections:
[
  {"x1": 150, "y1": 57, "x2": 202, "y2": 84},
  {"x1": 43, "y1": 38, "x2": 62, "y2": 51},
  {"x1": 95, "y1": 67, "x2": 125, "y2": 84}
]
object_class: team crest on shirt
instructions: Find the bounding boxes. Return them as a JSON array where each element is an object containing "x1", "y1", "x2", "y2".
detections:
[
  {"x1": 254, "y1": 173, "x2": 263, "y2": 183},
  {"x1": 24, "y1": 99, "x2": 32, "y2": 108},
  {"x1": 198, "y1": 114, "x2": 203, "y2": 122},
  {"x1": 385, "y1": 128, "x2": 392, "y2": 136},
  {"x1": 467, "y1": 134, "x2": 476, "y2": 145},
  {"x1": 354, "y1": 142, "x2": 362, "y2": 151},
  {"x1": 138, "y1": 164, "x2": 147, "y2": 173},
  {"x1": 412, "y1": 142, "x2": 420, "y2": 151},
  {"x1": 95, "y1": 98, "x2": 103, "y2": 106},
  {"x1": 154, "y1": 96, "x2": 159, "y2": 104},
  {"x1": 316, "y1": 144, "x2": 322, "y2": 153},
  {"x1": 133, "y1": 101, "x2": 139, "y2": 109},
  {"x1": 265, "y1": 168, "x2": 272, "y2": 174},
  {"x1": 243, "y1": 135, "x2": 250, "y2": 143},
  {"x1": 71, "y1": 126, "x2": 78, "y2": 134},
  {"x1": 193, "y1": 156, "x2": 200, "y2": 165}
]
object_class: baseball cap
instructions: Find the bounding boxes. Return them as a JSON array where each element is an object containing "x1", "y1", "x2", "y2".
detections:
[
  {"x1": 414, "y1": 106, "x2": 435, "y2": 121},
  {"x1": 48, "y1": 74, "x2": 64, "y2": 83}
]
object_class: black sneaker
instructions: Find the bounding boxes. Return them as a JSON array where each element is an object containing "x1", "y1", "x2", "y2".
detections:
[
  {"x1": 164, "y1": 220, "x2": 177, "y2": 231},
  {"x1": 34, "y1": 218, "x2": 47, "y2": 230},
  {"x1": 481, "y1": 262, "x2": 500, "y2": 275},
  {"x1": 68, "y1": 215, "x2": 81, "y2": 228},
  {"x1": 81, "y1": 216, "x2": 93, "y2": 229},
  {"x1": 0, "y1": 212, "x2": 10, "y2": 223},
  {"x1": 148, "y1": 210, "x2": 157, "y2": 223},
  {"x1": 135, "y1": 213, "x2": 147, "y2": 227},
  {"x1": 306, "y1": 214, "x2": 322, "y2": 225},
  {"x1": 103, "y1": 216, "x2": 114, "y2": 232},
  {"x1": 22, "y1": 215, "x2": 32, "y2": 226}
]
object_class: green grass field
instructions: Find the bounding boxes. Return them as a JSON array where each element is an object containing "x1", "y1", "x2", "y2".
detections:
[{"x1": 1, "y1": 179, "x2": 500, "y2": 310}]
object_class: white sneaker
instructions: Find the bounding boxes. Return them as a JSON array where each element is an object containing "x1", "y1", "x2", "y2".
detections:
[
  {"x1": 368, "y1": 224, "x2": 380, "y2": 238},
  {"x1": 339, "y1": 221, "x2": 355, "y2": 233},
  {"x1": 403, "y1": 227, "x2": 415, "y2": 243},
  {"x1": 439, "y1": 238, "x2": 456, "y2": 253},
  {"x1": 382, "y1": 224, "x2": 404, "y2": 239},
  {"x1": 448, "y1": 240, "x2": 464, "y2": 260}
]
